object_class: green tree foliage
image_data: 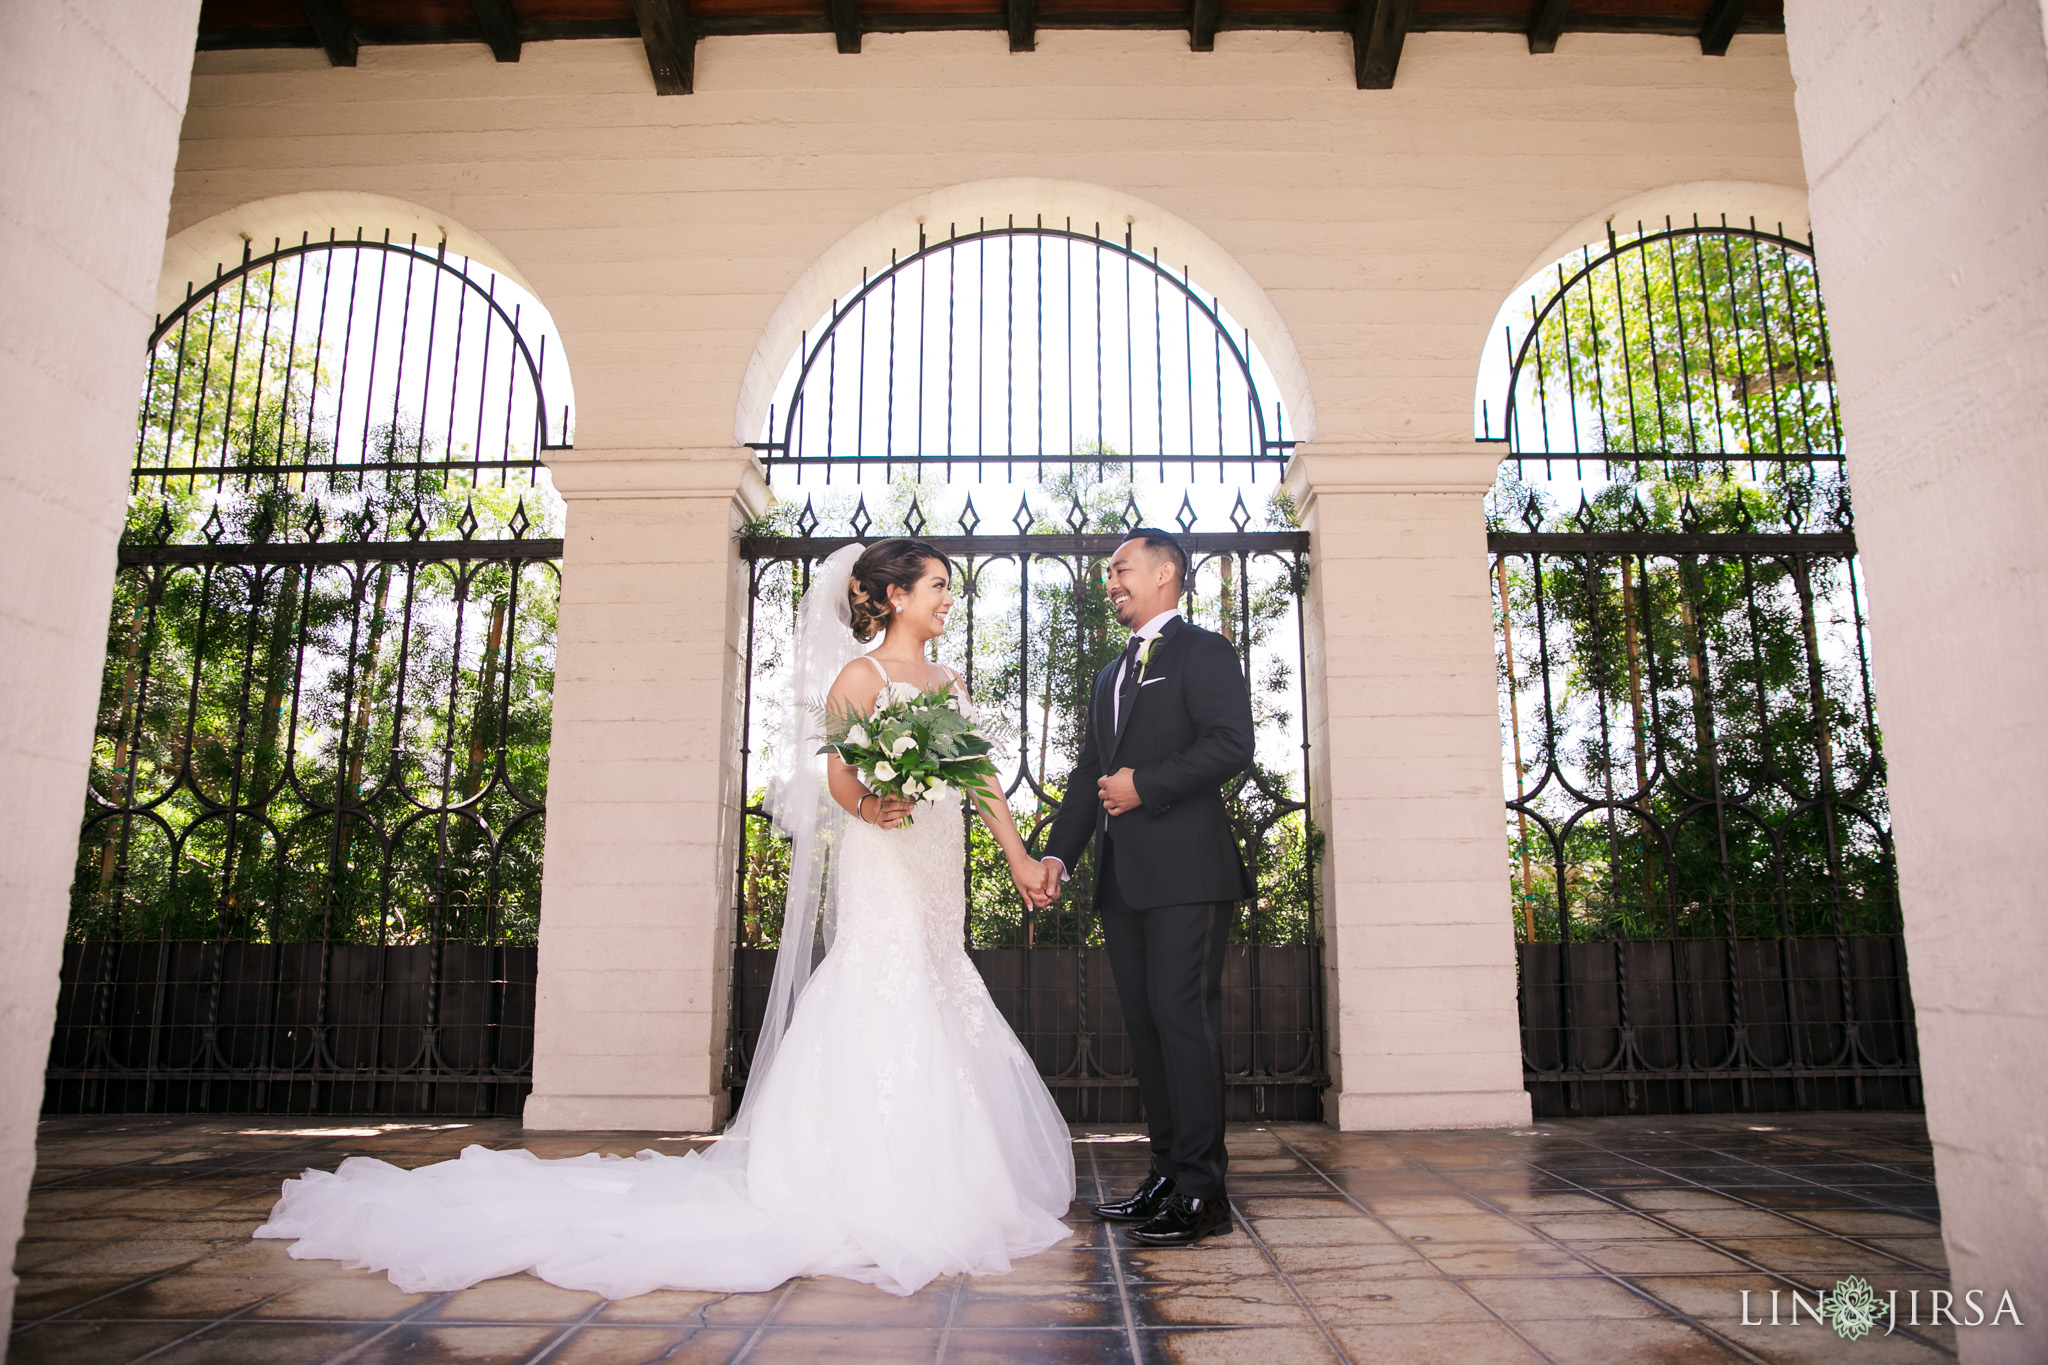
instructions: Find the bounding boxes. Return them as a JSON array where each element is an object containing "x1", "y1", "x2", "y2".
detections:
[
  {"x1": 1519, "y1": 225, "x2": 1841, "y2": 461},
  {"x1": 76, "y1": 268, "x2": 562, "y2": 948},
  {"x1": 1493, "y1": 227, "x2": 1892, "y2": 943}
]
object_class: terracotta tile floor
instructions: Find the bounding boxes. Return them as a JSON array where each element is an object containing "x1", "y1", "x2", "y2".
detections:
[{"x1": 9, "y1": 1112, "x2": 1953, "y2": 1363}]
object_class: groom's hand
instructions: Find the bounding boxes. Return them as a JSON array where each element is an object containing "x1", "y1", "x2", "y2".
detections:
[
  {"x1": 1007, "y1": 854, "x2": 1057, "y2": 908},
  {"x1": 1038, "y1": 857, "x2": 1066, "y2": 904},
  {"x1": 1096, "y1": 767, "x2": 1141, "y2": 817}
]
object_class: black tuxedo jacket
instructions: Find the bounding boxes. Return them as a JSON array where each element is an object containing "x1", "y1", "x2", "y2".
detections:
[{"x1": 1043, "y1": 615, "x2": 1256, "y2": 909}]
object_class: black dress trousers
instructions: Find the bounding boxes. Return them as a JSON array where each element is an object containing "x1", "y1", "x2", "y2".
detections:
[{"x1": 1099, "y1": 837, "x2": 1233, "y2": 1201}]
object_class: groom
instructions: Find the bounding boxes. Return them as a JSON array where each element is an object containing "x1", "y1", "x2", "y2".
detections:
[{"x1": 1040, "y1": 529, "x2": 1255, "y2": 1247}]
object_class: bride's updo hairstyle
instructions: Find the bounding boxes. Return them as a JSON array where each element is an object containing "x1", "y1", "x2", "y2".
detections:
[{"x1": 847, "y1": 538, "x2": 952, "y2": 643}]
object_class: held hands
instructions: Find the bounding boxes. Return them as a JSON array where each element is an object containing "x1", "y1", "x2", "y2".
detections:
[
  {"x1": 1096, "y1": 767, "x2": 1141, "y2": 817},
  {"x1": 1006, "y1": 852, "x2": 1063, "y2": 909}
]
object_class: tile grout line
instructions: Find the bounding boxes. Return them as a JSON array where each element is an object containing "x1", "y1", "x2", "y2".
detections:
[
  {"x1": 1267, "y1": 1129, "x2": 1565, "y2": 1365},
  {"x1": 7, "y1": 1261, "x2": 207, "y2": 1335},
  {"x1": 1653, "y1": 1130, "x2": 1946, "y2": 1260},
  {"x1": 726, "y1": 1278, "x2": 795, "y2": 1364},
  {"x1": 27, "y1": 1144, "x2": 203, "y2": 1192},
  {"x1": 1647, "y1": 1133, "x2": 1945, "y2": 1252},
  {"x1": 523, "y1": 1298, "x2": 610, "y2": 1364},
  {"x1": 318, "y1": 1291, "x2": 453, "y2": 1365},
  {"x1": 1223, "y1": 1191, "x2": 1352, "y2": 1365},
  {"x1": 12, "y1": 1141, "x2": 480, "y2": 1338},
  {"x1": 1546, "y1": 1125, "x2": 1939, "y2": 1213},
  {"x1": 931, "y1": 1274, "x2": 964, "y2": 1365},
  {"x1": 1732, "y1": 1126, "x2": 1938, "y2": 1186},
  {"x1": 1541, "y1": 1135, "x2": 1957, "y2": 1356},
  {"x1": 1427, "y1": 1145, "x2": 1954, "y2": 1360},
  {"x1": 118, "y1": 1283, "x2": 299, "y2": 1365},
  {"x1": 1554, "y1": 1129, "x2": 1949, "y2": 1274},
  {"x1": 1390, "y1": 1144, "x2": 1788, "y2": 1363},
  {"x1": 1085, "y1": 1140, "x2": 1146, "y2": 1365}
]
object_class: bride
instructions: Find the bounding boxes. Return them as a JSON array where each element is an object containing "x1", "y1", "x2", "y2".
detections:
[{"x1": 255, "y1": 540, "x2": 1077, "y2": 1298}]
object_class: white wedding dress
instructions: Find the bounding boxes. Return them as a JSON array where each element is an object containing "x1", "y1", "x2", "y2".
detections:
[{"x1": 254, "y1": 673, "x2": 1077, "y2": 1298}]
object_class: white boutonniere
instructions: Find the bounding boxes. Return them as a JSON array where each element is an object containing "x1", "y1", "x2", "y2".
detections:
[{"x1": 1135, "y1": 636, "x2": 1157, "y2": 681}]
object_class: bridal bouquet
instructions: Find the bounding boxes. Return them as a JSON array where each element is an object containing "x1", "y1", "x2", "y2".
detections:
[{"x1": 820, "y1": 682, "x2": 1000, "y2": 826}]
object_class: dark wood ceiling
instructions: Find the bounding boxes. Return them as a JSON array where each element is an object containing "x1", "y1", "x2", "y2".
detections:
[{"x1": 198, "y1": 0, "x2": 1783, "y2": 92}]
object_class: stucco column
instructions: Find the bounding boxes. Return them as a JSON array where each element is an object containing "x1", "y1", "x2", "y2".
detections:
[
  {"x1": 1787, "y1": 2, "x2": 2048, "y2": 1349},
  {"x1": 523, "y1": 450, "x2": 767, "y2": 1133},
  {"x1": 0, "y1": 0, "x2": 201, "y2": 1334},
  {"x1": 1285, "y1": 445, "x2": 1531, "y2": 1131}
]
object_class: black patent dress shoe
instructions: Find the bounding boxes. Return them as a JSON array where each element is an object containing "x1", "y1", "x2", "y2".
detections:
[
  {"x1": 1127, "y1": 1193, "x2": 1232, "y2": 1246},
  {"x1": 1091, "y1": 1173, "x2": 1176, "y2": 1223}
]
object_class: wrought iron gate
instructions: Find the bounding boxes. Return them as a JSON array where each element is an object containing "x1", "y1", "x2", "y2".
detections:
[
  {"x1": 727, "y1": 221, "x2": 1326, "y2": 1121},
  {"x1": 1485, "y1": 219, "x2": 1918, "y2": 1116},
  {"x1": 47, "y1": 233, "x2": 567, "y2": 1116}
]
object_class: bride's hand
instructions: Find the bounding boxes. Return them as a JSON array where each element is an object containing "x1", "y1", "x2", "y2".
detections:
[
  {"x1": 869, "y1": 794, "x2": 916, "y2": 829},
  {"x1": 1005, "y1": 851, "x2": 1052, "y2": 908}
]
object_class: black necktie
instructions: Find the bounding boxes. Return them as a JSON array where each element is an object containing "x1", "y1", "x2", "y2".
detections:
[{"x1": 1114, "y1": 634, "x2": 1145, "y2": 738}]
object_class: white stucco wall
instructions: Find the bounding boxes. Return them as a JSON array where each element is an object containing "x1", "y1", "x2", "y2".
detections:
[
  {"x1": 1787, "y1": 3, "x2": 2048, "y2": 1357},
  {"x1": 157, "y1": 29, "x2": 1810, "y2": 1131},
  {"x1": 170, "y1": 31, "x2": 1807, "y2": 452},
  {"x1": 0, "y1": 0, "x2": 201, "y2": 1343}
]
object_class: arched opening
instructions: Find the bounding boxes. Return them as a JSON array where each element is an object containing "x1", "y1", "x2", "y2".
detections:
[
  {"x1": 730, "y1": 215, "x2": 1323, "y2": 1123},
  {"x1": 1477, "y1": 218, "x2": 1916, "y2": 1120},
  {"x1": 755, "y1": 219, "x2": 1292, "y2": 479},
  {"x1": 48, "y1": 223, "x2": 574, "y2": 1118}
]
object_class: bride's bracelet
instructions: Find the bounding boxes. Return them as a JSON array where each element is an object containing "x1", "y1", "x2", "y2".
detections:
[{"x1": 856, "y1": 792, "x2": 877, "y2": 824}]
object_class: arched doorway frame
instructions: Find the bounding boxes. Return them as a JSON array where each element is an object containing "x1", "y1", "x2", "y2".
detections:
[
  {"x1": 48, "y1": 196, "x2": 574, "y2": 1119},
  {"x1": 726, "y1": 196, "x2": 1326, "y2": 1122},
  {"x1": 1476, "y1": 211, "x2": 1917, "y2": 1120},
  {"x1": 735, "y1": 178, "x2": 1318, "y2": 453}
]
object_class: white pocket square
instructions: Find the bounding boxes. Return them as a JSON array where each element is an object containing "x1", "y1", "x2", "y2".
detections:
[{"x1": 1140, "y1": 676, "x2": 1167, "y2": 686}]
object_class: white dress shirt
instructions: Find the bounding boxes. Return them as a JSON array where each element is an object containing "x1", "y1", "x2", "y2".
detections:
[
  {"x1": 1045, "y1": 610, "x2": 1179, "y2": 881},
  {"x1": 1112, "y1": 609, "x2": 1181, "y2": 731}
]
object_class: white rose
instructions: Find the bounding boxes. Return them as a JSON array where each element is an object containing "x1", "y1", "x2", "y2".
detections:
[
  {"x1": 847, "y1": 724, "x2": 870, "y2": 748},
  {"x1": 873, "y1": 761, "x2": 896, "y2": 781},
  {"x1": 889, "y1": 734, "x2": 917, "y2": 758}
]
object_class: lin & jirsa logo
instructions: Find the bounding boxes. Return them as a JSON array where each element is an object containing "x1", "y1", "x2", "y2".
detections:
[{"x1": 1742, "y1": 1276, "x2": 2024, "y2": 1340}]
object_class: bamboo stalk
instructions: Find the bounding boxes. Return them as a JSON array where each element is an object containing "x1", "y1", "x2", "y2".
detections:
[
  {"x1": 460, "y1": 594, "x2": 509, "y2": 798},
  {"x1": 341, "y1": 563, "x2": 393, "y2": 863},
  {"x1": 1621, "y1": 558, "x2": 1657, "y2": 905}
]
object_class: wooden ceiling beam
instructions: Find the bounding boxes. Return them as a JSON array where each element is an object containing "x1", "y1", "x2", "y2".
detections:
[
  {"x1": 832, "y1": 0, "x2": 861, "y2": 53},
  {"x1": 1007, "y1": 0, "x2": 1034, "y2": 52},
  {"x1": 1352, "y1": 0, "x2": 1410, "y2": 90},
  {"x1": 1699, "y1": 0, "x2": 1747, "y2": 55},
  {"x1": 1527, "y1": 0, "x2": 1568, "y2": 54},
  {"x1": 1190, "y1": 0, "x2": 1220, "y2": 52},
  {"x1": 629, "y1": 0, "x2": 695, "y2": 94},
  {"x1": 298, "y1": 0, "x2": 358, "y2": 66},
  {"x1": 474, "y1": 0, "x2": 520, "y2": 61}
]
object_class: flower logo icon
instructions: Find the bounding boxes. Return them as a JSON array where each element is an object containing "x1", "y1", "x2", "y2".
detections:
[{"x1": 1824, "y1": 1276, "x2": 1881, "y2": 1341}]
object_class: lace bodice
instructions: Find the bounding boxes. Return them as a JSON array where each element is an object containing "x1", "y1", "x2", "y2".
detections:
[{"x1": 859, "y1": 656, "x2": 974, "y2": 721}]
